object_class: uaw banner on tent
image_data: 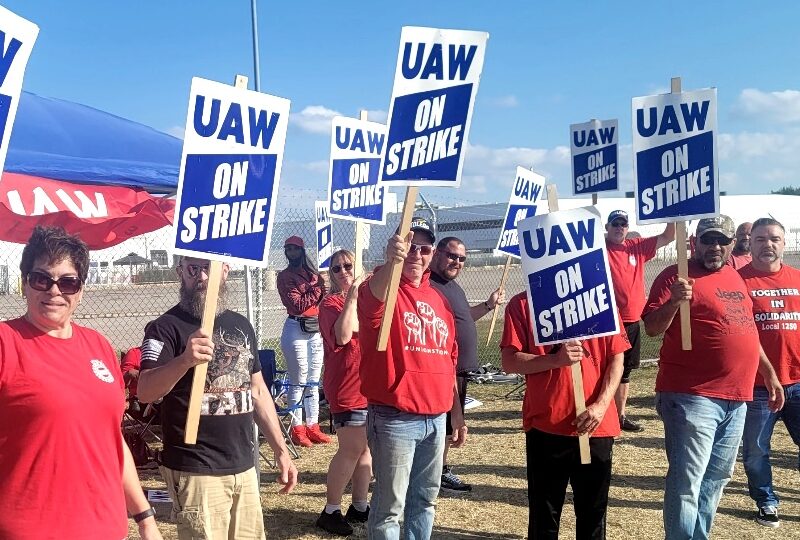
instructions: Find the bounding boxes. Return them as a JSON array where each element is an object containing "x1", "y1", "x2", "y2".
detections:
[
  {"x1": 570, "y1": 119, "x2": 618, "y2": 196},
  {"x1": 328, "y1": 116, "x2": 387, "y2": 224},
  {"x1": 315, "y1": 200, "x2": 333, "y2": 270},
  {"x1": 517, "y1": 206, "x2": 619, "y2": 346},
  {"x1": 0, "y1": 6, "x2": 38, "y2": 179},
  {"x1": 495, "y1": 167, "x2": 547, "y2": 258},
  {"x1": 173, "y1": 76, "x2": 290, "y2": 266},
  {"x1": 380, "y1": 26, "x2": 488, "y2": 187},
  {"x1": 632, "y1": 88, "x2": 718, "y2": 225}
]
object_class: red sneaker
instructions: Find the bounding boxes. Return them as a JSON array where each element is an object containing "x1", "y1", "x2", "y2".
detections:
[
  {"x1": 306, "y1": 423, "x2": 332, "y2": 444},
  {"x1": 290, "y1": 425, "x2": 313, "y2": 447}
]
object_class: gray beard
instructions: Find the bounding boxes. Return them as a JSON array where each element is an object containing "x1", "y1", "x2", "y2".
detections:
[{"x1": 179, "y1": 279, "x2": 228, "y2": 319}]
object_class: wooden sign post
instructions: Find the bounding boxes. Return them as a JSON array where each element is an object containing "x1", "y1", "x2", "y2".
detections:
[
  {"x1": 352, "y1": 110, "x2": 369, "y2": 276},
  {"x1": 671, "y1": 77, "x2": 692, "y2": 351},
  {"x1": 486, "y1": 255, "x2": 512, "y2": 346},
  {"x1": 546, "y1": 184, "x2": 591, "y2": 465}
]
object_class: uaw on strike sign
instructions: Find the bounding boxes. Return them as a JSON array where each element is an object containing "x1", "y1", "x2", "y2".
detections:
[
  {"x1": 632, "y1": 88, "x2": 718, "y2": 224},
  {"x1": 315, "y1": 200, "x2": 333, "y2": 270},
  {"x1": 0, "y1": 7, "x2": 38, "y2": 177},
  {"x1": 173, "y1": 78, "x2": 290, "y2": 265},
  {"x1": 328, "y1": 116, "x2": 387, "y2": 224},
  {"x1": 495, "y1": 167, "x2": 547, "y2": 258},
  {"x1": 380, "y1": 27, "x2": 488, "y2": 187},
  {"x1": 517, "y1": 206, "x2": 619, "y2": 345},
  {"x1": 570, "y1": 119, "x2": 618, "y2": 196}
]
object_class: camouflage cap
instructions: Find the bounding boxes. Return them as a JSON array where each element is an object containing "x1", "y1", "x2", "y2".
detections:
[{"x1": 695, "y1": 215, "x2": 735, "y2": 240}]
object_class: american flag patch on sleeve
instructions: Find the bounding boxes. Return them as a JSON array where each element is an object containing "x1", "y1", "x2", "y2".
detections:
[{"x1": 141, "y1": 339, "x2": 165, "y2": 364}]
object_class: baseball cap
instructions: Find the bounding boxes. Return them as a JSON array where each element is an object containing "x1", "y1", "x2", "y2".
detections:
[
  {"x1": 284, "y1": 235, "x2": 304, "y2": 248},
  {"x1": 408, "y1": 216, "x2": 435, "y2": 244},
  {"x1": 607, "y1": 210, "x2": 629, "y2": 225},
  {"x1": 695, "y1": 215, "x2": 735, "y2": 239}
]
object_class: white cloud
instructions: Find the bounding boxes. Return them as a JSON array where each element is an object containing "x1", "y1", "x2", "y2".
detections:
[
  {"x1": 362, "y1": 109, "x2": 388, "y2": 123},
  {"x1": 290, "y1": 105, "x2": 342, "y2": 134},
  {"x1": 734, "y1": 89, "x2": 800, "y2": 123},
  {"x1": 487, "y1": 95, "x2": 519, "y2": 108}
]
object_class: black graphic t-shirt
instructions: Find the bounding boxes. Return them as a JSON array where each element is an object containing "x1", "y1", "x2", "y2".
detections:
[
  {"x1": 430, "y1": 272, "x2": 479, "y2": 372},
  {"x1": 141, "y1": 305, "x2": 260, "y2": 474}
]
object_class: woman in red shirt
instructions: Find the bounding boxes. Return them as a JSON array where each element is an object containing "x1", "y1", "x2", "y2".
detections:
[{"x1": 315, "y1": 249, "x2": 372, "y2": 536}]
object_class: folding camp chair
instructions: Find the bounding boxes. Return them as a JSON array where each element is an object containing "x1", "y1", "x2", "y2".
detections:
[
  {"x1": 122, "y1": 400, "x2": 162, "y2": 468},
  {"x1": 258, "y1": 349, "x2": 321, "y2": 460}
]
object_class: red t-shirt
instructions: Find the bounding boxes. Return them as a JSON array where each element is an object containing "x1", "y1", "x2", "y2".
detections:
[
  {"x1": 0, "y1": 318, "x2": 127, "y2": 540},
  {"x1": 739, "y1": 263, "x2": 800, "y2": 387},
  {"x1": 728, "y1": 253, "x2": 752, "y2": 270},
  {"x1": 277, "y1": 266, "x2": 324, "y2": 317},
  {"x1": 643, "y1": 260, "x2": 760, "y2": 400},
  {"x1": 606, "y1": 236, "x2": 659, "y2": 322},
  {"x1": 358, "y1": 268, "x2": 458, "y2": 415},
  {"x1": 500, "y1": 292, "x2": 630, "y2": 437},
  {"x1": 120, "y1": 346, "x2": 142, "y2": 398},
  {"x1": 319, "y1": 293, "x2": 368, "y2": 413}
]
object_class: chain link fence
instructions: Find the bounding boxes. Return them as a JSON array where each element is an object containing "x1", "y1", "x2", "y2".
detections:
[{"x1": 4, "y1": 195, "x2": 799, "y2": 367}]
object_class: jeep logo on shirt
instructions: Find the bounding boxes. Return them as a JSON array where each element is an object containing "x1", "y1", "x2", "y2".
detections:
[{"x1": 716, "y1": 288, "x2": 745, "y2": 302}]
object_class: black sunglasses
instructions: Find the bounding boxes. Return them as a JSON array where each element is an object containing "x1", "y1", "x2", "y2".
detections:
[
  {"x1": 610, "y1": 221, "x2": 628, "y2": 228},
  {"x1": 331, "y1": 263, "x2": 353, "y2": 274},
  {"x1": 410, "y1": 243, "x2": 433, "y2": 255},
  {"x1": 699, "y1": 235, "x2": 733, "y2": 246},
  {"x1": 441, "y1": 250, "x2": 467, "y2": 263},
  {"x1": 182, "y1": 264, "x2": 210, "y2": 278},
  {"x1": 27, "y1": 271, "x2": 82, "y2": 295}
]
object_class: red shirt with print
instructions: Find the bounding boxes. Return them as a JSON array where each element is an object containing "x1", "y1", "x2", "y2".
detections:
[
  {"x1": 606, "y1": 236, "x2": 659, "y2": 323},
  {"x1": 739, "y1": 263, "x2": 800, "y2": 387},
  {"x1": 500, "y1": 292, "x2": 630, "y2": 437},
  {"x1": 0, "y1": 318, "x2": 127, "y2": 540},
  {"x1": 277, "y1": 266, "x2": 324, "y2": 317},
  {"x1": 643, "y1": 259, "x2": 760, "y2": 400},
  {"x1": 358, "y1": 268, "x2": 457, "y2": 415},
  {"x1": 728, "y1": 253, "x2": 752, "y2": 270},
  {"x1": 319, "y1": 293, "x2": 368, "y2": 413}
]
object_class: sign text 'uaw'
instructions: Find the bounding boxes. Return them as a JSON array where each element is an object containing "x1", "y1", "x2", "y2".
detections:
[
  {"x1": 570, "y1": 119, "x2": 618, "y2": 196},
  {"x1": 380, "y1": 26, "x2": 488, "y2": 187},
  {"x1": 173, "y1": 77, "x2": 290, "y2": 266},
  {"x1": 328, "y1": 116, "x2": 387, "y2": 224},
  {"x1": 495, "y1": 167, "x2": 547, "y2": 258},
  {"x1": 0, "y1": 7, "x2": 38, "y2": 179},
  {"x1": 517, "y1": 206, "x2": 620, "y2": 346},
  {"x1": 315, "y1": 200, "x2": 333, "y2": 271},
  {"x1": 632, "y1": 88, "x2": 718, "y2": 224}
]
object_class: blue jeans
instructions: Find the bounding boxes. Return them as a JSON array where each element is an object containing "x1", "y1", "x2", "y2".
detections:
[
  {"x1": 656, "y1": 392, "x2": 746, "y2": 540},
  {"x1": 366, "y1": 405, "x2": 446, "y2": 540},
  {"x1": 742, "y1": 383, "x2": 800, "y2": 508}
]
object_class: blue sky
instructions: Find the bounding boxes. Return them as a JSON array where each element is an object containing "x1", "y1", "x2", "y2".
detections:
[{"x1": 7, "y1": 1, "x2": 800, "y2": 206}]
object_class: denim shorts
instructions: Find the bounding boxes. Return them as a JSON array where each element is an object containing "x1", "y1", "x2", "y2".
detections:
[{"x1": 332, "y1": 408, "x2": 368, "y2": 429}]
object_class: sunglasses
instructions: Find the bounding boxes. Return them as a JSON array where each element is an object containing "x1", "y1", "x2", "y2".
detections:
[
  {"x1": 27, "y1": 271, "x2": 82, "y2": 295},
  {"x1": 610, "y1": 221, "x2": 628, "y2": 228},
  {"x1": 409, "y1": 243, "x2": 433, "y2": 255},
  {"x1": 182, "y1": 264, "x2": 210, "y2": 278},
  {"x1": 331, "y1": 263, "x2": 353, "y2": 274},
  {"x1": 699, "y1": 235, "x2": 733, "y2": 246},
  {"x1": 441, "y1": 250, "x2": 467, "y2": 263}
]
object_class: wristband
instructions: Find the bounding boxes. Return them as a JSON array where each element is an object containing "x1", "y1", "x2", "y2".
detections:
[
  {"x1": 132, "y1": 507, "x2": 156, "y2": 523},
  {"x1": 484, "y1": 301, "x2": 492, "y2": 311}
]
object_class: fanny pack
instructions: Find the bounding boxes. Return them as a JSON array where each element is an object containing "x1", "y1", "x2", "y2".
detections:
[{"x1": 291, "y1": 315, "x2": 319, "y2": 333}]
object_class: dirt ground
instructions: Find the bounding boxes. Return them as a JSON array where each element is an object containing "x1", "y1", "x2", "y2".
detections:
[{"x1": 130, "y1": 366, "x2": 799, "y2": 539}]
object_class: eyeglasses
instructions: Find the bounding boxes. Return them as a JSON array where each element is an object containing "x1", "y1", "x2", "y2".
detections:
[
  {"x1": 610, "y1": 221, "x2": 628, "y2": 228},
  {"x1": 182, "y1": 264, "x2": 210, "y2": 278},
  {"x1": 410, "y1": 243, "x2": 433, "y2": 255},
  {"x1": 699, "y1": 235, "x2": 733, "y2": 246},
  {"x1": 331, "y1": 263, "x2": 353, "y2": 274},
  {"x1": 441, "y1": 250, "x2": 467, "y2": 263},
  {"x1": 27, "y1": 271, "x2": 82, "y2": 294}
]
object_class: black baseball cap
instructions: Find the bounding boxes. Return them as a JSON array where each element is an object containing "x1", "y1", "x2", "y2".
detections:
[
  {"x1": 406, "y1": 216, "x2": 435, "y2": 244},
  {"x1": 607, "y1": 210, "x2": 629, "y2": 225}
]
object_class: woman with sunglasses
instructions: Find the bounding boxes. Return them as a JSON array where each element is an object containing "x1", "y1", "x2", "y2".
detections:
[
  {"x1": 277, "y1": 235, "x2": 330, "y2": 447},
  {"x1": 0, "y1": 226, "x2": 162, "y2": 540},
  {"x1": 315, "y1": 249, "x2": 373, "y2": 536}
]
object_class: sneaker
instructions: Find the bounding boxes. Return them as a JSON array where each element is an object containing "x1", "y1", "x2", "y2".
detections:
[
  {"x1": 345, "y1": 504, "x2": 369, "y2": 523},
  {"x1": 290, "y1": 425, "x2": 313, "y2": 447},
  {"x1": 316, "y1": 509, "x2": 353, "y2": 536},
  {"x1": 440, "y1": 466, "x2": 472, "y2": 493},
  {"x1": 619, "y1": 415, "x2": 644, "y2": 432},
  {"x1": 756, "y1": 506, "x2": 780, "y2": 528},
  {"x1": 306, "y1": 423, "x2": 332, "y2": 444}
]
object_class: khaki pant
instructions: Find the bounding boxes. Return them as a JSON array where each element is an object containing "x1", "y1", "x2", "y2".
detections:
[{"x1": 160, "y1": 465, "x2": 266, "y2": 540}]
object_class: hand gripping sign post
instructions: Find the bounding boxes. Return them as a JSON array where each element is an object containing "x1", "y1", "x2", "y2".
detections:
[
  {"x1": 570, "y1": 118, "x2": 618, "y2": 205},
  {"x1": 0, "y1": 7, "x2": 38, "y2": 179},
  {"x1": 486, "y1": 167, "x2": 547, "y2": 345},
  {"x1": 315, "y1": 201, "x2": 333, "y2": 271},
  {"x1": 517, "y1": 185, "x2": 620, "y2": 464},
  {"x1": 173, "y1": 75, "x2": 290, "y2": 444},
  {"x1": 376, "y1": 26, "x2": 488, "y2": 350},
  {"x1": 632, "y1": 77, "x2": 718, "y2": 350}
]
